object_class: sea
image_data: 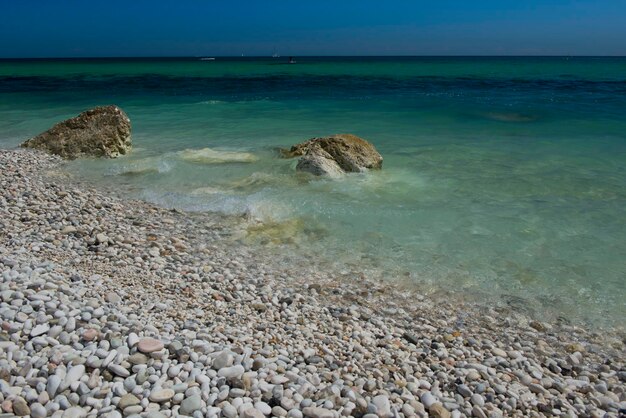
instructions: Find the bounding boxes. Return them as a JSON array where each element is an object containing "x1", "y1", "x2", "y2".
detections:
[{"x1": 1, "y1": 56, "x2": 624, "y2": 327}]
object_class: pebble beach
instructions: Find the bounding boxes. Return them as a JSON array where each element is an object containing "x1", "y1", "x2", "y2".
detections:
[{"x1": 1, "y1": 148, "x2": 625, "y2": 418}]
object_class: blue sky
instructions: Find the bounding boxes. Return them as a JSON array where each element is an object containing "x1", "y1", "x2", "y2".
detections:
[{"x1": 1, "y1": 0, "x2": 625, "y2": 57}]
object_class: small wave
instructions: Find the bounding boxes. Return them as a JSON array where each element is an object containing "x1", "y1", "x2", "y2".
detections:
[
  {"x1": 228, "y1": 172, "x2": 292, "y2": 191},
  {"x1": 320, "y1": 168, "x2": 428, "y2": 201},
  {"x1": 196, "y1": 100, "x2": 224, "y2": 105},
  {"x1": 484, "y1": 112, "x2": 536, "y2": 122},
  {"x1": 178, "y1": 147, "x2": 259, "y2": 164},
  {"x1": 190, "y1": 186, "x2": 229, "y2": 196}
]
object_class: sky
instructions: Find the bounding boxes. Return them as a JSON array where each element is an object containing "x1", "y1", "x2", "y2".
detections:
[{"x1": 1, "y1": 0, "x2": 625, "y2": 57}]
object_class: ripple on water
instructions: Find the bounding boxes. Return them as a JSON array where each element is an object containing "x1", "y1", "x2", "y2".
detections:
[{"x1": 105, "y1": 156, "x2": 172, "y2": 176}]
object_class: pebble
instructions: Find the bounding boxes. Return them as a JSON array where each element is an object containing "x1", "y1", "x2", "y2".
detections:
[
  {"x1": 212, "y1": 351, "x2": 234, "y2": 370},
  {"x1": 106, "y1": 292, "x2": 122, "y2": 303},
  {"x1": 61, "y1": 365, "x2": 86, "y2": 391},
  {"x1": 223, "y1": 403, "x2": 238, "y2": 418},
  {"x1": 62, "y1": 407, "x2": 87, "y2": 418},
  {"x1": 30, "y1": 403, "x2": 47, "y2": 418},
  {"x1": 470, "y1": 394, "x2": 484, "y2": 407},
  {"x1": 12, "y1": 397, "x2": 30, "y2": 416},
  {"x1": 108, "y1": 363, "x2": 131, "y2": 377},
  {"x1": 180, "y1": 395, "x2": 203, "y2": 415},
  {"x1": 83, "y1": 328, "x2": 98, "y2": 341},
  {"x1": 30, "y1": 323, "x2": 49, "y2": 337},
  {"x1": 149, "y1": 388, "x2": 175, "y2": 403},
  {"x1": 243, "y1": 408, "x2": 266, "y2": 418},
  {"x1": 421, "y1": 392, "x2": 437, "y2": 408},
  {"x1": 457, "y1": 384, "x2": 472, "y2": 397},
  {"x1": 371, "y1": 395, "x2": 392, "y2": 418},
  {"x1": 47, "y1": 374, "x2": 62, "y2": 397},
  {"x1": 218, "y1": 365, "x2": 245, "y2": 379},
  {"x1": 137, "y1": 338, "x2": 164, "y2": 353},
  {"x1": 302, "y1": 407, "x2": 334, "y2": 418},
  {"x1": 429, "y1": 403, "x2": 451, "y2": 418},
  {"x1": 118, "y1": 394, "x2": 140, "y2": 409}
]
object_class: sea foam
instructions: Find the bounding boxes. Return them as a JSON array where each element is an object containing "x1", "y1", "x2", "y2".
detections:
[{"x1": 178, "y1": 147, "x2": 259, "y2": 164}]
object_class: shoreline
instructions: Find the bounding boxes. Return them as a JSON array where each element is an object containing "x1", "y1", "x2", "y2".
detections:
[{"x1": 1, "y1": 148, "x2": 624, "y2": 417}]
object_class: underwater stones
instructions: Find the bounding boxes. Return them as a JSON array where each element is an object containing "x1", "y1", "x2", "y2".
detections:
[
  {"x1": 285, "y1": 134, "x2": 382, "y2": 176},
  {"x1": 21, "y1": 105, "x2": 131, "y2": 159}
]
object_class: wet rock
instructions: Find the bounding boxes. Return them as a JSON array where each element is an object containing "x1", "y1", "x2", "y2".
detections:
[
  {"x1": 286, "y1": 134, "x2": 383, "y2": 176},
  {"x1": 296, "y1": 150, "x2": 345, "y2": 178}
]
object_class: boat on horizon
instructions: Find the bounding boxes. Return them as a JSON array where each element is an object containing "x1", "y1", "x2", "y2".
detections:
[{"x1": 199, "y1": 57, "x2": 216, "y2": 61}]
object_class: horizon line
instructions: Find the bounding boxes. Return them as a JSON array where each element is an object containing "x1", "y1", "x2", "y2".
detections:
[{"x1": 2, "y1": 54, "x2": 626, "y2": 60}]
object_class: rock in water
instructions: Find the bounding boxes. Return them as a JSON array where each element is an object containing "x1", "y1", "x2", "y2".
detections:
[
  {"x1": 296, "y1": 149, "x2": 345, "y2": 178},
  {"x1": 285, "y1": 134, "x2": 382, "y2": 177},
  {"x1": 21, "y1": 105, "x2": 131, "y2": 159}
]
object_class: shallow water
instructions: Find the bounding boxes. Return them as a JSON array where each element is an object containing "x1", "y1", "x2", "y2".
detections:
[{"x1": 1, "y1": 57, "x2": 625, "y2": 326}]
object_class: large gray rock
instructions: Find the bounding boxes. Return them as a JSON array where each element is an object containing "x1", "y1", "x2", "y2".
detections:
[
  {"x1": 285, "y1": 134, "x2": 382, "y2": 177},
  {"x1": 21, "y1": 105, "x2": 131, "y2": 159},
  {"x1": 295, "y1": 146, "x2": 345, "y2": 178}
]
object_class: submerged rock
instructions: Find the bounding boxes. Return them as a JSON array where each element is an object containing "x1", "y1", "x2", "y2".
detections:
[
  {"x1": 21, "y1": 105, "x2": 131, "y2": 159},
  {"x1": 284, "y1": 134, "x2": 382, "y2": 176},
  {"x1": 243, "y1": 218, "x2": 327, "y2": 246}
]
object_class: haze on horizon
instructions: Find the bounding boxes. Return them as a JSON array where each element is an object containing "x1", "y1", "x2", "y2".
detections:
[{"x1": 1, "y1": 0, "x2": 625, "y2": 58}]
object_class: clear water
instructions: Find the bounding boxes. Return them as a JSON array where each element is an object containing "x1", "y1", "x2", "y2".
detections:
[{"x1": 1, "y1": 57, "x2": 625, "y2": 326}]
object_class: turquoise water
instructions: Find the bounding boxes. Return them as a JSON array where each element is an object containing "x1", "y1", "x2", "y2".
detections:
[{"x1": 1, "y1": 57, "x2": 625, "y2": 326}]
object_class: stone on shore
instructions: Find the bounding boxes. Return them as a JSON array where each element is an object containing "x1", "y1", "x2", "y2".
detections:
[
  {"x1": 149, "y1": 388, "x2": 175, "y2": 403},
  {"x1": 429, "y1": 403, "x2": 451, "y2": 418},
  {"x1": 137, "y1": 337, "x2": 164, "y2": 353},
  {"x1": 118, "y1": 394, "x2": 140, "y2": 409},
  {"x1": 179, "y1": 395, "x2": 203, "y2": 415},
  {"x1": 285, "y1": 134, "x2": 382, "y2": 176},
  {"x1": 12, "y1": 397, "x2": 29, "y2": 416},
  {"x1": 302, "y1": 406, "x2": 334, "y2": 418},
  {"x1": 217, "y1": 364, "x2": 245, "y2": 379},
  {"x1": 21, "y1": 105, "x2": 131, "y2": 159}
]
